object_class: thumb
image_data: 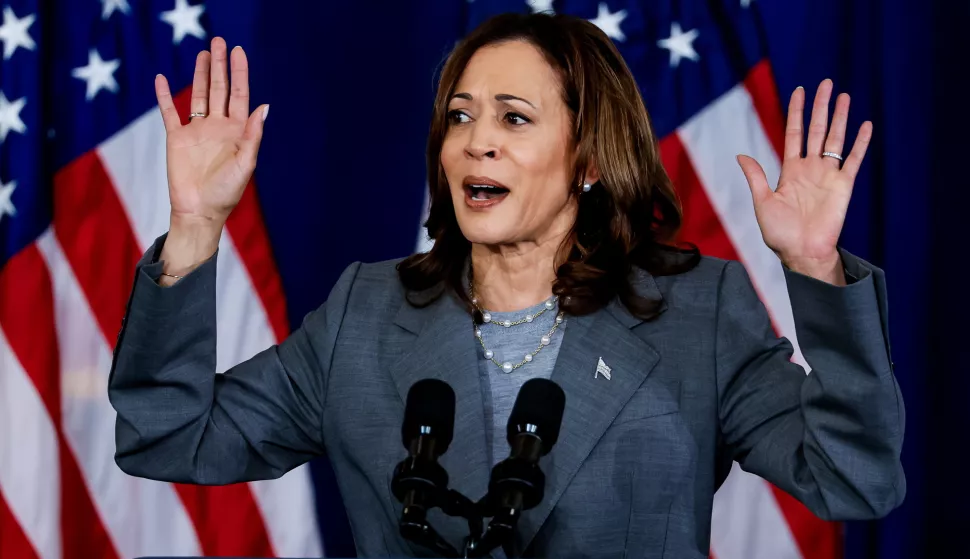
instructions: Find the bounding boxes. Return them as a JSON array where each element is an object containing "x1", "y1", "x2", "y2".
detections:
[
  {"x1": 238, "y1": 104, "x2": 269, "y2": 169},
  {"x1": 736, "y1": 154, "x2": 772, "y2": 207}
]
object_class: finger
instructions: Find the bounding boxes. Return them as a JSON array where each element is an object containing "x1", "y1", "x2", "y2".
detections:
[
  {"x1": 841, "y1": 121, "x2": 872, "y2": 181},
  {"x1": 737, "y1": 154, "x2": 772, "y2": 207},
  {"x1": 237, "y1": 104, "x2": 270, "y2": 170},
  {"x1": 190, "y1": 50, "x2": 211, "y2": 119},
  {"x1": 806, "y1": 79, "x2": 833, "y2": 156},
  {"x1": 154, "y1": 74, "x2": 182, "y2": 132},
  {"x1": 822, "y1": 93, "x2": 851, "y2": 168},
  {"x1": 783, "y1": 86, "x2": 805, "y2": 160},
  {"x1": 228, "y1": 46, "x2": 250, "y2": 122},
  {"x1": 209, "y1": 37, "x2": 229, "y2": 117}
]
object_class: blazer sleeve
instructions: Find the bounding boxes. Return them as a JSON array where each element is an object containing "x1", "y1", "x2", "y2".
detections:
[
  {"x1": 107, "y1": 232, "x2": 360, "y2": 485},
  {"x1": 715, "y1": 248, "x2": 906, "y2": 520}
]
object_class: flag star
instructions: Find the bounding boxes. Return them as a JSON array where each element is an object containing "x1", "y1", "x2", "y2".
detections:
[
  {"x1": 0, "y1": 92, "x2": 27, "y2": 142},
  {"x1": 0, "y1": 6, "x2": 36, "y2": 60},
  {"x1": 160, "y1": 0, "x2": 206, "y2": 45},
  {"x1": 657, "y1": 22, "x2": 700, "y2": 67},
  {"x1": 589, "y1": 2, "x2": 627, "y2": 42},
  {"x1": 72, "y1": 49, "x2": 121, "y2": 101},
  {"x1": 0, "y1": 179, "x2": 16, "y2": 224},
  {"x1": 101, "y1": 0, "x2": 131, "y2": 19},
  {"x1": 527, "y1": 0, "x2": 554, "y2": 14}
]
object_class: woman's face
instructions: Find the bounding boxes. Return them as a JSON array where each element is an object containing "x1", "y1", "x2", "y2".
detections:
[{"x1": 441, "y1": 40, "x2": 586, "y2": 248}]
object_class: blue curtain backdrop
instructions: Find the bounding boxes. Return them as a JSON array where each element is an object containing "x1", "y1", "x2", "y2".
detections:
[{"x1": 198, "y1": 1, "x2": 962, "y2": 557}]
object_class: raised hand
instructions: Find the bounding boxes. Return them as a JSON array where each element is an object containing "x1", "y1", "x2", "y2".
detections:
[
  {"x1": 155, "y1": 36, "x2": 269, "y2": 230},
  {"x1": 153, "y1": 37, "x2": 268, "y2": 283},
  {"x1": 736, "y1": 79, "x2": 872, "y2": 285}
]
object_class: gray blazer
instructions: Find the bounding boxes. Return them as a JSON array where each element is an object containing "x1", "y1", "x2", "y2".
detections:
[{"x1": 108, "y1": 233, "x2": 905, "y2": 558}]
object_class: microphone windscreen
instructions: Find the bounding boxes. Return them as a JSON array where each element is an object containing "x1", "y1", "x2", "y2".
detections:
[
  {"x1": 402, "y1": 378, "x2": 456, "y2": 451},
  {"x1": 507, "y1": 378, "x2": 566, "y2": 448}
]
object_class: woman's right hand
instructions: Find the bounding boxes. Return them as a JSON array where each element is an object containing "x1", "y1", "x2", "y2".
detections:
[{"x1": 154, "y1": 37, "x2": 268, "y2": 279}]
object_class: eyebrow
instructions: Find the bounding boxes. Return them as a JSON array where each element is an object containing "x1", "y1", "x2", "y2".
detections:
[{"x1": 450, "y1": 92, "x2": 537, "y2": 109}]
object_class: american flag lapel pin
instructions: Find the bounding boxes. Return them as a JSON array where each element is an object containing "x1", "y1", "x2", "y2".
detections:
[{"x1": 595, "y1": 357, "x2": 612, "y2": 380}]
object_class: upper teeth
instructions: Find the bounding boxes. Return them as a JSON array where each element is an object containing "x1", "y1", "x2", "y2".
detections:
[{"x1": 471, "y1": 184, "x2": 499, "y2": 189}]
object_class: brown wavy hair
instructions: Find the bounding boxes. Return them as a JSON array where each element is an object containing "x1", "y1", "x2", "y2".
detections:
[{"x1": 396, "y1": 11, "x2": 700, "y2": 320}]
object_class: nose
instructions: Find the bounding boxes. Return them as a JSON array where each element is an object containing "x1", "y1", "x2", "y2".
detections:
[{"x1": 464, "y1": 121, "x2": 501, "y2": 160}]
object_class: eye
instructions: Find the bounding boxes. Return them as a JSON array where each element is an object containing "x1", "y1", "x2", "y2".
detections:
[
  {"x1": 447, "y1": 110, "x2": 471, "y2": 124},
  {"x1": 504, "y1": 112, "x2": 531, "y2": 126}
]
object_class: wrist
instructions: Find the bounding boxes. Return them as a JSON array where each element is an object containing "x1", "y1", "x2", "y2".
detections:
[
  {"x1": 161, "y1": 214, "x2": 223, "y2": 276},
  {"x1": 169, "y1": 210, "x2": 226, "y2": 236},
  {"x1": 781, "y1": 251, "x2": 846, "y2": 286}
]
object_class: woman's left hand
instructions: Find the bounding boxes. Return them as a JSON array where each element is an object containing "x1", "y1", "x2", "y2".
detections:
[{"x1": 736, "y1": 79, "x2": 872, "y2": 285}]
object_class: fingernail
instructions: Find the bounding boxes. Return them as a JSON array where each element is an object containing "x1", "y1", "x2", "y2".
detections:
[
  {"x1": 796, "y1": 86, "x2": 804, "y2": 90},
  {"x1": 262, "y1": 105, "x2": 270, "y2": 122}
]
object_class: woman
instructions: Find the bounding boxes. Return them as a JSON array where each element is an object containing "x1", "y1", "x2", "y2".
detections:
[{"x1": 109, "y1": 12, "x2": 904, "y2": 559}]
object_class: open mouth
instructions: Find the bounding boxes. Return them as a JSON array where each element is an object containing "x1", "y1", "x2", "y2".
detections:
[
  {"x1": 462, "y1": 176, "x2": 511, "y2": 208},
  {"x1": 465, "y1": 183, "x2": 510, "y2": 201}
]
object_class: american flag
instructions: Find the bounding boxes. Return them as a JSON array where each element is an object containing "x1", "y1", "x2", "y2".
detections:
[
  {"x1": 0, "y1": 0, "x2": 320, "y2": 558},
  {"x1": 0, "y1": 0, "x2": 841, "y2": 558}
]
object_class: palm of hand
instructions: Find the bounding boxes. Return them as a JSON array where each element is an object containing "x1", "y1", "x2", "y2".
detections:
[
  {"x1": 154, "y1": 37, "x2": 269, "y2": 226},
  {"x1": 757, "y1": 157, "x2": 853, "y2": 261},
  {"x1": 737, "y1": 79, "x2": 872, "y2": 269},
  {"x1": 167, "y1": 118, "x2": 250, "y2": 222}
]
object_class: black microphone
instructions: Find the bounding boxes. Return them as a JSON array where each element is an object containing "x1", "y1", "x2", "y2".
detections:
[
  {"x1": 474, "y1": 378, "x2": 566, "y2": 557},
  {"x1": 390, "y1": 378, "x2": 459, "y2": 557}
]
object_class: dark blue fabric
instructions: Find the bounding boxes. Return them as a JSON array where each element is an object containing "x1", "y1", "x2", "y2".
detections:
[
  {"x1": 761, "y1": 1, "x2": 952, "y2": 557},
  {"x1": 198, "y1": 1, "x2": 952, "y2": 556}
]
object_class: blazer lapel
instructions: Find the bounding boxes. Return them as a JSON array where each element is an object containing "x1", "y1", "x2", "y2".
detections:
[
  {"x1": 514, "y1": 278, "x2": 665, "y2": 554},
  {"x1": 389, "y1": 287, "x2": 494, "y2": 551}
]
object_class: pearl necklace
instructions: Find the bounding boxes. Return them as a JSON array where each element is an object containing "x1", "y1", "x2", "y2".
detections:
[{"x1": 470, "y1": 292, "x2": 566, "y2": 374}]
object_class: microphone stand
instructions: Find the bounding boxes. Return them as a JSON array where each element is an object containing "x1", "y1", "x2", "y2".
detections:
[
  {"x1": 397, "y1": 487, "x2": 460, "y2": 557},
  {"x1": 398, "y1": 487, "x2": 526, "y2": 558},
  {"x1": 439, "y1": 490, "x2": 485, "y2": 557},
  {"x1": 395, "y1": 453, "x2": 544, "y2": 557},
  {"x1": 468, "y1": 501, "x2": 518, "y2": 558}
]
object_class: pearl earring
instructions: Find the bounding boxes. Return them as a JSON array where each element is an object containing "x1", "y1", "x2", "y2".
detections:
[{"x1": 582, "y1": 182, "x2": 591, "y2": 192}]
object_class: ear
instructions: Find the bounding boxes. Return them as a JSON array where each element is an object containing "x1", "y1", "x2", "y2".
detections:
[{"x1": 582, "y1": 160, "x2": 600, "y2": 187}]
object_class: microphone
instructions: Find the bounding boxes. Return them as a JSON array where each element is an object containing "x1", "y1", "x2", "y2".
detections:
[
  {"x1": 391, "y1": 378, "x2": 459, "y2": 556},
  {"x1": 474, "y1": 378, "x2": 566, "y2": 557}
]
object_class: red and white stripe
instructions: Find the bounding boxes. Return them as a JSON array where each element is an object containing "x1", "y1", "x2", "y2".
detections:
[
  {"x1": 0, "y1": 85, "x2": 323, "y2": 558},
  {"x1": 0, "y1": 312, "x2": 62, "y2": 559}
]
